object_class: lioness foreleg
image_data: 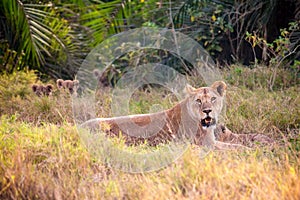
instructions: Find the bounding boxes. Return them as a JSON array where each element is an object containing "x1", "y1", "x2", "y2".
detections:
[{"x1": 201, "y1": 129, "x2": 250, "y2": 150}]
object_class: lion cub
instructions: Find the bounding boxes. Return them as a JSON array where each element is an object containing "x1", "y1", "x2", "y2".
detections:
[
  {"x1": 32, "y1": 84, "x2": 54, "y2": 97},
  {"x1": 56, "y1": 79, "x2": 79, "y2": 95}
]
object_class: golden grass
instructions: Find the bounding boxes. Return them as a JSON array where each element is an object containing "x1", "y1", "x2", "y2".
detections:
[{"x1": 0, "y1": 116, "x2": 299, "y2": 199}]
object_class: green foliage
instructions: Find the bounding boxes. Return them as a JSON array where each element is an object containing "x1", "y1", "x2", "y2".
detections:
[
  {"x1": 245, "y1": 22, "x2": 300, "y2": 90},
  {"x1": 172, "y1": 0, "x2": 298, "y2": 64},
  {"x1": 1, "y1": 0, "x2": 297, "y2": 79},
  {"x1": 176, "y1": 0, "x2": 234, "y2": 56},
  {"x1": 0, "y1": 70, "x2": 36, "y2": 114},
  {"x1": 0, "y1": 42, "x2": 26, "y2": 73},
  {"x1": 0, "y1": 0, "x2": 89, "y2": 78},
  {"x1": 246, "y1": 21, "x2": 300, "y2": 66},
  {"x1": 81, "y1": 0, "x2": 167, "y2": 46},
  {"x1": 0, "y1": 0, "x2": 62, "y2": 67}
]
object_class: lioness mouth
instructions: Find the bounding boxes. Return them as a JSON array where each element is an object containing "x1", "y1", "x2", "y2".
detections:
[{"x1": 201, "y1": 116, "x2": 215, "y2": 128}]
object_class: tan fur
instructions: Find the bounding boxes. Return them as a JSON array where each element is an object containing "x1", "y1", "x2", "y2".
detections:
[
  {"x1": 56, "y1": 79, "x2": 79, "y2": 95},
  {"x1": 215, "y1": 125, "x2": 274, "y2": 147},
  {"x1": 32, "y1": 84, "x2": 54, "y2": 97},
  {"x1": 83, "y1": 81, "x2": 248, "y2": 150}
]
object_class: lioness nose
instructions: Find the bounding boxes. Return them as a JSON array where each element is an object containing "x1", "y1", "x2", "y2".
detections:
[{"x1": 203, "y1": 109, "x2": 212, "y2": 114}]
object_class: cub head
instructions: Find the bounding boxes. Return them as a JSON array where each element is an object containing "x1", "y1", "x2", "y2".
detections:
[
  {"x1": 186, "y1": 81, "x2": 226, "y2": 129},
  {"x1": 32, "y1": 84, "x2": 43, "y2": 97},
  {"x1": 32, "y1": 84, "x2": 54, "y2": 97},
  {"x1": 56, "y1": 79, "x2": 79, "y2": 95},
  {"x1": 64, "y1": 80, "x2": 79, "y2": 95},
  {"x1": 43, "y1": 84, "x2": 54, "y2": 96}
]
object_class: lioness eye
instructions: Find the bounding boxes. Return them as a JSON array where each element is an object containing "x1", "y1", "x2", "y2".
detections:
[
  {"x1": 196, "y1": 99, "x2": 202, "y2": 105},
  {"x1": 211, "y1": 97, "x2": 217, "y2": 102}
]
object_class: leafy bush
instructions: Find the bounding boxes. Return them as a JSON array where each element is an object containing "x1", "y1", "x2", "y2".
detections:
[
  {"x1": 0, "y1": 70, "x2": 36, "y2": 114},
  {"x1": 174, "y1": 0, "x2": 299, "y2": 65}
]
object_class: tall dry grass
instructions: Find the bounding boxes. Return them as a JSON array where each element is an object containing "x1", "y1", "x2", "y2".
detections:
[{"x1": 0, "y1": 116, "x2": 299, "y2": 199}]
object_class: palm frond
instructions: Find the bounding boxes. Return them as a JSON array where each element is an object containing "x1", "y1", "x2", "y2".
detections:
[
  {"x1": 0, "y1": 0, "x2": 69, "y2": 69},
  {"x1": 0, "y1": 0, "x2": 90, "y2": 79},
  {"x1": 81, "y1": 0, "x2": 165, "y2": 46}
]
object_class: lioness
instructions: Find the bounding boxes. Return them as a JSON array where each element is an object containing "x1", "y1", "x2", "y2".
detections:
[{"x1": 81, "y1": 81, "x2": 246, "y2": 150}]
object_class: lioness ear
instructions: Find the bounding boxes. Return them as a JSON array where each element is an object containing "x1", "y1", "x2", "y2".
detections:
[
  {"x1": 211, "y1": 81, "x2": 227, "y2": 97},
  {"x1": 185, "y1": 84, "x2": 196, "y2": 94}
]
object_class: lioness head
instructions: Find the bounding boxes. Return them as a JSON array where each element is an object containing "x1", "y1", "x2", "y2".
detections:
[{"x1": 186, "y1": 81, "x2": 226, "y2": 129}]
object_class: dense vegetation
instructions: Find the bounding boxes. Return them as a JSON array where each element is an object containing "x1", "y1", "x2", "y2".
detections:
[
  {"x1": 0, "y1": 0, "x2": 299, "y2": 79},
  {"x1": 0, "y1": 0, "x2": 299, "y2": 199}
]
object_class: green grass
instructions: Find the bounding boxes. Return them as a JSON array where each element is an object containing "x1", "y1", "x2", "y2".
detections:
[{"x1": 0, "y1": 66, "x2": 299, "y2": 199}]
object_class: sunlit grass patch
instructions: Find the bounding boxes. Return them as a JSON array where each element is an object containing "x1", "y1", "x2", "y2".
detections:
[
  {"x1": 0, "y1": 116, "x2": 299, "y2": 199},
  {"x1": 77, "y1": 126, "x2": 189, "y2": 173}
]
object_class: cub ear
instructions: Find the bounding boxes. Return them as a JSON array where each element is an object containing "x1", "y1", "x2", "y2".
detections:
[
  {"x1": 211, "y1": 81, "x2": 227, "y2": 97},
  {"x1": 32, "y1": 84, "x2": 38, "y2": 92},
  {"x1": 185, "y1": 84, "x2": 197, "y2": 94},
  {"x1": 73, "y1": 80, "x2": 79, "y2": 86},
  {"x1": 46, "y1": 84, "x2": 53, "y2": 91},
  {"x1": 56, "y1": 79, "x2": 64, "y2": 89}
]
